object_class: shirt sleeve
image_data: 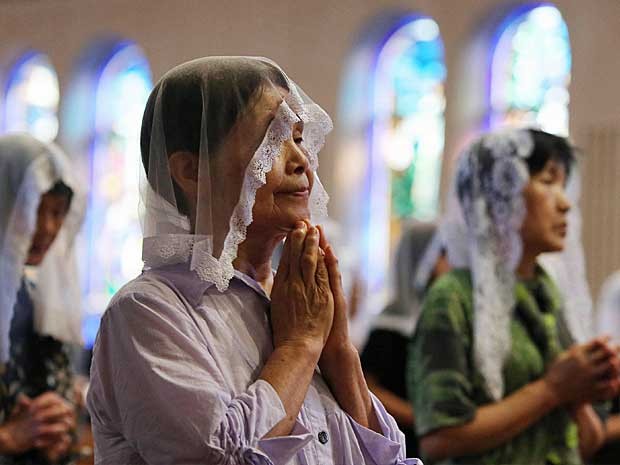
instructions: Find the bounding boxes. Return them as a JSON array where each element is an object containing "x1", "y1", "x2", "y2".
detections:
[
  {"x1": 347, "y1": 393, "x2": 423, "y2": 465},
  {"x1": 87, "y1": 290, "x2": 308, "y2": 465},
  {"x1": 406, "y1": 274, "x2": 477, "y2": 437}
]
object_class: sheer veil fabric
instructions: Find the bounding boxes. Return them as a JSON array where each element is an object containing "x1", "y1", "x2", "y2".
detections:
[
  {"x1": 439, "y1": 128, "x2": 592, "y2": 400},
  {"x1": 0, "y1": 134, "x2": 85, "y2": 363},
  {"x1": 139, "y1": 57, "x2": 332, "y2": 291}
]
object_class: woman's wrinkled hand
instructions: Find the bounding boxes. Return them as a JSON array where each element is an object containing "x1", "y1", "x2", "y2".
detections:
[
  {"x1": 544, "y1": 337, "x2": 620, "y2": 405},
  {"x1": 316, "y1": 225, "x2": 354, "y2": 364},
  {"x1": 271, "y1": 222, "x2": 334, "y2": 357}
]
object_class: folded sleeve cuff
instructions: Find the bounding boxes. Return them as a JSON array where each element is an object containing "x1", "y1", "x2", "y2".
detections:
[
  {"x1": 247, "y1": 380, "x2": 289, "y2": 440},
  {"x1": 348, "y1": 393, "x2": 424, "y2": 465},
  {"x1": 256, "y1": 421, "x2": 313, "y2": 465}
]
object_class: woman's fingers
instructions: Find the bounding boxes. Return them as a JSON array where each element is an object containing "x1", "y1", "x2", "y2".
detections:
[
  {"x1": 589, "y1": 347, "x2": 611, "y2": 364},
  {"x1": 36, "y1": 421, "x2": 71, "y2": 437},
  {"x1": 288, "y1": 222, "x2": 307, "y2": 280},
  {"x1": 585, "y1": 336, "x2": 613, "y2": 356},
  {"x1": 30, "y1": 392, "x2": 65, "y2": 412},
  {"x1": 317, "y1": 224, "x2": 329, "y2": 251},
  {"x1": 34, "y1": 403, "x2": 71, "y2": 424},
  {"x1": 301, "y1": 227, "x2": 319, "y2": 285},
  {"x1": 592, "y1": 378, "x2": 620, "y2": 401},
  {"x1": 315, "y1": 248, "x2": 330, "y2": 287},
  {"x1": 9, "y1": 394, "x2": 32, "y2": 418},
  {"x1": 34, "y1": 436, "x2": 57, "y2": 449},
  {"x1": 325, "y1": 245, "x2": 343, "y2": 296}
]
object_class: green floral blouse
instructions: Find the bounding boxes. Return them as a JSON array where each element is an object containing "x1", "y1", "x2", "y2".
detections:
[{"x1": 407, "y1": 267, "x2": 582, "y2": 465}]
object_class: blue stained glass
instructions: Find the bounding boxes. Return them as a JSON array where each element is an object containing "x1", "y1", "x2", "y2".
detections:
[
  {"x1": 336, "y1": 14, "x2": 446, "y2": 318},
  {"x1": 4, "y1": 52, "x2": 59, "y2": 142},
  {"x1": 373, "y1": 16, "x2": 446, "y2": 222},
  {"x1": 81, "y1": 44, "x2": 152, "y2": 347},
  {"x1": 490, "y1": 4, "x2": 571, "y2": 136}
]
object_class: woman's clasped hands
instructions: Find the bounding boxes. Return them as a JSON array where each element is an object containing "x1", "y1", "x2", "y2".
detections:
[
  {"x1": 544, "y1": 336, "x2": 620, "y2": 406},
  {"x1": 270, "y1": 221, "x2": 351, "y2": 365}
]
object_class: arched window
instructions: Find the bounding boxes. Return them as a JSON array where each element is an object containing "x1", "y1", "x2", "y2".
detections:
[
  {"x1": 337, "y1": 14, "x2": 446, "y2": 315},
  {"x1": 489, "y1": 4, "x2": 571, "y2": 135},
  {"x1": 4, "y1": 52, "x2": 59, "y2": 142},
  {"x1": 73, "y1": 42, "x2": 152, "y2": 347},
  {"x1": 374, "y1": 17, "x2": 446, "y2": 224}
]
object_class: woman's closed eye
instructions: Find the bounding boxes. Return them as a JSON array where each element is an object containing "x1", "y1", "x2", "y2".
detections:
[{"x1": 293, "y1": 120, "x2": 304, "y2": 145}]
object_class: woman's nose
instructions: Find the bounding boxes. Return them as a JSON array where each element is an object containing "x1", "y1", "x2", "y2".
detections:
[
  {"x1": 557, "y1": 190, "x2": 572, "y2": 213},
  {"x1": 285, "y1": 142, "x2": 309, "y2": 175}
]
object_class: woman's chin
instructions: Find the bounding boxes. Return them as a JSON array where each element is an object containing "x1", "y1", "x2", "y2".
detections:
[
  {"x1": 542, "y1": 239, "x2": 565, "y2": 254},
  {"x1": 282, "y1": 209, "x2": 311, "y2": 228}
]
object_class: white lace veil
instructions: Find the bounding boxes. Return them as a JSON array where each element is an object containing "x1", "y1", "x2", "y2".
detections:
[
  {"x1": 0, "y1": 134, "x2": 86, "y2": 363},
  {"x1": 441, "y1": 128, "x2": 591, "y2": 400},
  {"x1": 139, "y1": 57, "x2": 331, "y2": 290}
]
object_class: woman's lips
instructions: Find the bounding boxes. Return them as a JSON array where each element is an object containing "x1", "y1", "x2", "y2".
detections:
[
  {"x1": 278, "y1": 188, "x2": 310, "y2": 198},
  {"x1": 553, "y1": 223, "x2": 568, "y2": 236}
]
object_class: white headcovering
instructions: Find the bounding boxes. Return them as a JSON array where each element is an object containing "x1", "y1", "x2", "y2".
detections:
[
  {"x1": 440, "y1": 128, "x2": 592, "y2": 400},
  {"x1": 0, "y1": 133, "x2": 86, "y2": 363},
  {"x1": 139, "y1": 57, "x2": 332, "y2": 291}
]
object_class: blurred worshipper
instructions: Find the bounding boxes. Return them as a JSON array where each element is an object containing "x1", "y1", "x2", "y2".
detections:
[
  {"x1": 407, "y1": 128, "x2": 620, "y2": 465},
  {"x1": 0, "y1": 134, "x2": 85, "y2": 464},
  {"x1": 361, "y1": 222, "x2": 450, "y2": 456},
  {"x1": 87, "y1": 57, "x2": 421, "y2": 465},
  {"x1": 590, "y1": 272, "x2": 620, "y2": 464}
]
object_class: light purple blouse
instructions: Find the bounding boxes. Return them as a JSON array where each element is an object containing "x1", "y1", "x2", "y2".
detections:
[{"x1": 87, "y1": 264, "x2": 422, "y2": 465}]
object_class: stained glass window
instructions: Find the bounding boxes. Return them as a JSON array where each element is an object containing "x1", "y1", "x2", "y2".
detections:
[
  {"x1": 4, "y1": 52, "x2": 59, "y2": 142},
  {"x1": 375, "y1": 17, "x2": 446, "y2": 223},
  {"x1": 490, "y1": 4, "x2": 571, "y2": 135},
  {"x1": 81, "y1": 44, "x2": 152, "y2": 347},
  {"x1": 362, "y1": 16, "x2": 446, "y2": 302}
]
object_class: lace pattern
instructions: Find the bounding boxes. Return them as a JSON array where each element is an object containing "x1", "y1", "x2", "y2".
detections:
[
  {"x1": 455, "y1": 129, "x2": 533, "y2": 399},
  {"x1": 192, "y1": 93, "x2": 333, "y2": 291},
  {"x1": 140, "y1": 59, "x2": 334, "y2": 294}
]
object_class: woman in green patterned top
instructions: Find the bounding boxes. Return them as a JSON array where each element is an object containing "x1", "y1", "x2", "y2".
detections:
[{"x1": 407, "y1": 129, "x2": 620, "y2": 465}]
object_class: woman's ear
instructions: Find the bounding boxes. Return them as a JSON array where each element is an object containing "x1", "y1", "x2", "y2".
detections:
[{"x1": 168, "y1": 151, "x2": 199, "y2": 201}]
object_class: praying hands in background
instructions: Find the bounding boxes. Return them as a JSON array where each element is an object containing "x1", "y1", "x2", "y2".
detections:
[{"x1": 0, "y1": 392, "x2": 75, "y2": 462}]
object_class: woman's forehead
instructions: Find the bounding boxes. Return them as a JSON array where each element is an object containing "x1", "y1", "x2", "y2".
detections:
[
  {"x1": 253, "y1": 85, "x2": 287, "y2": 118},
  {"x1": 541, "y1": 157, "x2": 567, "y2": 175}
]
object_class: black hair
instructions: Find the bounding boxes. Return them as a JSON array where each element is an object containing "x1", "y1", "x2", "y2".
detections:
[
  {"x1": 456, "y1": 128, "x2": 576, "y2": 212},
  {"x1": 140, "y1": 58, "x2": 289, "y2": 215},
  {"x1": 46, "y1": 180, "x2": 73, "y2": 211},
  {"x1": 525, "y1": 129, "x2": 575, "y2": 177}
]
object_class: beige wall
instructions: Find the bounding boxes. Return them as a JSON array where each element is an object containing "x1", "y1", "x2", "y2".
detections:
[{"x1": 1, "y1": 0, "x2": 619, "y2": 299}]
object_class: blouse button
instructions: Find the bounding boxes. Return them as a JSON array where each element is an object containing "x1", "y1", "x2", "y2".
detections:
[{"x1": 318, "y1": 431, "x2": 329, "y2": 444}]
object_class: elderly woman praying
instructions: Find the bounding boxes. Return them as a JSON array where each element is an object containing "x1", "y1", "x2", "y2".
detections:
[{"x1": 86, "y1": 57, "x2": 420, "y2": 465}]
